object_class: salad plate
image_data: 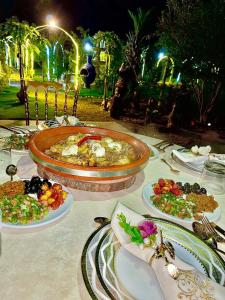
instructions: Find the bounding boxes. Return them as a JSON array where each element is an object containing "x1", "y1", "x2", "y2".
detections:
[
  {"x1": 0, "y1": 181, "x2": 73, "y2": 232},
  {"x1": 81, "y1": 219, "x2": 225, "y2": 300},
  {"x1": 142, "y1": 182, "x2": 221, "y2": 224}
]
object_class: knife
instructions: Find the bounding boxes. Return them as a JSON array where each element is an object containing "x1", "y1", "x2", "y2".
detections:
[{"x1": 212, "y1": 222, "x2": 225, "y2": 237}]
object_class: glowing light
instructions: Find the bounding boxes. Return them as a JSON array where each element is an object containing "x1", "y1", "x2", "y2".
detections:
[
  {"x1": 207, "y1": 123, "x2": 211, "y2": 127},
  {"x1": 46, "y1": 15, "x2": 57, "y2": 27},
  {"x1": 53, "y1": 41, "x2": 65, "y2": 75},
  {"x1": 176, "y1": 72, "x2": 181, "y2": 83},
  {"x1": 158, "y1": 52, "x2": 165, "y2": 60},
  {"x1": 36, "y1": 23, "x2": 79, "y2": 89},
  {"x1": 30, "y1": 51, "x2": 34, "y2": 78},
  {"x1": 45, "y1": 45, "x2": 50, "y2": 80},
  {"x1": 84, "y1": 42, "x2": 93, "y2": 52},
  {"x1": 5, "y1": 42, "x2": 11, "y2": 66}
]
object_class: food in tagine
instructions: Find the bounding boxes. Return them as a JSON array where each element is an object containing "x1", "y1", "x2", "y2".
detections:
[
  {"x1": 45, "y1": 133, "x2": 142, "y2": 167},
  {"x1": 0, "y1": 176, "x2": 68, "y2": 224},
  {"x1": 151, "y1": 178, "x2": 218, "y2": 220}
]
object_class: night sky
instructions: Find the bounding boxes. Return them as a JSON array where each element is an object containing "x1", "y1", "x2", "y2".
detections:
[{"x1": 0, "y1": 0, "x2": 166, "y2": 36}]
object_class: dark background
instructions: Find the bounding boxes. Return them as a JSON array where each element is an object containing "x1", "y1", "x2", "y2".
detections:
[{"x1": 0, "y1": 0, "x2": 165, "y2": 36}]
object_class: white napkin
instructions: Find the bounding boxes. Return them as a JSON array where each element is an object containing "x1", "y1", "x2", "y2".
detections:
[
  {"x1": 111, "y1": 203, "x2": 225, "y2": 300},
  {"x1": 55, "y1": 115, "x2": 80, "y2": 126},
  {"x1": 172, "y1": 149, "x2": 208, "y2": 168}
]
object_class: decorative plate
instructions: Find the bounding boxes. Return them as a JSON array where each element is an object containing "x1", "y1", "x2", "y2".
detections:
[{"x1": 81, "y1": 219, "x2": 225, "y2": 300}]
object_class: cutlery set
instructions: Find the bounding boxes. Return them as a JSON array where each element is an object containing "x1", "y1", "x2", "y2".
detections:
[
  {"x1": 192, "y1": 215, "x2": 225, "y2": 255},
  {"x1": 0, "y1": 125, "x2": 35, "y2": 135}
]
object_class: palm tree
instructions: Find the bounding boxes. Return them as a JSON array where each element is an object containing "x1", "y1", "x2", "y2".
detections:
[
  {"x1": 125, "y1": 8, "x2": 151, "y2": 86},
  {"x1": 0, "y1": 17, "x2": 45, "y2": 104}
]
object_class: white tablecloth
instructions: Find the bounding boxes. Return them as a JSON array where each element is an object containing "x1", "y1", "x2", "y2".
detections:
[{"x1": 0, "y1": 129, "x2": 224, "y2": 300}]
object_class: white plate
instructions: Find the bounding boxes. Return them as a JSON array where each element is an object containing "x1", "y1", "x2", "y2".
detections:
[
  {"x1": 11, "y1": 148, "x2": 29, "y2": 155},
  {"x1": 0, "y1": 184, "x2": 73, "y2": 231},
  {"x1": 115, "y1": 241, "x2": 207, "y2": 300},
  {"x1": 142, "y1": 182, "x2": 221, "y2": 223}
]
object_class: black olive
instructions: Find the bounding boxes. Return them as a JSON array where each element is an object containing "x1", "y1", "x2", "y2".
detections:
[
  {"x1": 176, "y1": 182, "x2": 183, "y2": 188},
  {"x1": 31, "y1": 176, "x2": 41, "y2": 184},
  {"x1": 193, "y1": 183, "x2": 200, "y2": 190},
  {"x1": 200, "y1": 187, "x2": 207, "y2": 194},
  {"x1": 195, "y1": 188, "x2": 201, "y2": 194},
  {"x1": 25, "y1": 186, "x2": 31, "y2": 194},
  {"x1": 184, "y1": 187, "x2": 191, "y2": 194},
  {"x1": 30, "y1": 184, "x2": 37, "y2": 194},
  {"x1": 42, "y1": 178, "x2": 52, "y2": 187},
  {"x1": 184, "y1": 182, "x2": 191, "y2": 189}
]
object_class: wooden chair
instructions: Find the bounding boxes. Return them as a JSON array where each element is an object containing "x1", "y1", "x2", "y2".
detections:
[{"x1": 24, "y1": 81, "x2": 79, "y2": 126}]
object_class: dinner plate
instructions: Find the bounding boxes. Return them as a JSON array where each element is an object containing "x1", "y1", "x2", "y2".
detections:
[
  {"x1": 0, "y1": 183, "x2": 73, "y2": 231},
  {"x1": 142, "y1": 182, "x2": 221, "y2": 223},
  {"x1": 81, "y1": 220, "x2": 225, "y2": 300}
]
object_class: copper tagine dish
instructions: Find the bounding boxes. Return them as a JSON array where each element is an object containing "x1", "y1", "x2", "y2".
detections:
[{"x1": 28, "y1": 126, "x2": 150, "y2": 191}]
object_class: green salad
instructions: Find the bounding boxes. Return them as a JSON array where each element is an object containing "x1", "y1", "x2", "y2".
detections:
[
  {"x1": 151, "y1": 192, "x2": 197, "y2": 219},
  {"x1": 0, "y1": 194, "x2": 49, "y2": 224}
]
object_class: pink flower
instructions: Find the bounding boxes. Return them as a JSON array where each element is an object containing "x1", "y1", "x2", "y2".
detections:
[{"x1": 138, "y1": 220, "x2": 157, "y2": 238}]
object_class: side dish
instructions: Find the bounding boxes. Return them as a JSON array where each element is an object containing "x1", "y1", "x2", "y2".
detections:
[
  {"x1": 151, "y1": 178, "x2": 218, "y2": 220},
  {"x1": 0, "y1": 176, "x2": 68, "y2": 224}
]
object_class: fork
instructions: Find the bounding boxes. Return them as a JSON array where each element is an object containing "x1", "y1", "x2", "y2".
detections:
[
  {"x1": 152, "y1": 141, "x2": 169, "y2": 148},
  {"x1": 161, "y1": 158, "x2": 180, "y2": 174},
  {"x1": 152, "y1": 141, "x2": 172, "y2": 152},
  {"x1": 201, "y1": 216, "x2": 225, "y2": 243}
]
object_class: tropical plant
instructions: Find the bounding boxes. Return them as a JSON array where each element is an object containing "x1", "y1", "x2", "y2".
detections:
[
  {"x1": 125, "y1": 8, "x2": 151, "y2": 86},
  {"x1": 158, "y1": 0, "x2": 225, "y2": 125},
  {"x1": 93, "y1": 31, "x2": 123, "y2": 85},
  {"x1": 0, "y1": 17, "x2": 46, "y2": 103}
]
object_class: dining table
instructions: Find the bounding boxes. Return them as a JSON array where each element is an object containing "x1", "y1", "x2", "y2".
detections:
[{"x1": 0, "y1": 126, "x2": 224, "y2": 300}]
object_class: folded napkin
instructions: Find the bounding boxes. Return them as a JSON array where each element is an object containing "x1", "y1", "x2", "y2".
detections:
[
  {"x1": 111, "y1": 203, "x2": 225, "y2": 300},
  {"x1": 172, "y1": 149, "x2": 208, "y2": 166}
]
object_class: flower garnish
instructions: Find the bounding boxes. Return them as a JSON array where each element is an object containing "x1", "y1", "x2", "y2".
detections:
[{"x1": 117, "y1": 213, "x2": 157, "y2": 247}]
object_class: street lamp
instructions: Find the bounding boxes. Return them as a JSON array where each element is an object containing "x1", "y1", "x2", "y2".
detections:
[{"x1": 36, "y1": 20, "x2": 80, "y2": 90}]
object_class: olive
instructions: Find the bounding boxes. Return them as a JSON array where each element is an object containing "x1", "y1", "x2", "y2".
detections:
[
  {"x1": 23, "y1": 180, "x2": 30, "y2": 188},
  {"x1": 200, "y1": 187, "x2": 207, "y2": 194},
  {"x1": 43, "y1": 178, "x2": 52, "y2": 187},
  {"x1": 184, "y1": 182, "x2": 191, "y2": 189},
  {"x1": 31, "y1": 176, "x2": 41, "y2": 182},
  {"x1": 25, "y1": 186, "x2": 31, "y2": 194},
  {"x1": 176, "y1": 182, "x2": 183, "y2": 188},
  {"x1": 195, "y1": 188, "x2": 201, "y2": 194},
  {"x1": 193, "y1": 183, "x2": 200, "y2": 190},
  {"x1": 184, "y1": 186, "x2": 191, "y2": 194},
  {"x1": 30, "y1": 184, "x2": 37, "y2": 194}
]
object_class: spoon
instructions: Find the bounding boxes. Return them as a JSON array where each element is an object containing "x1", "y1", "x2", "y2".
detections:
[
  {"x1": 204, "y1": 237, "x2": 225, "y2": 256},
  {"x1": 192, "y1": 222, "x2": 225, "y2": 255},
  {"x1": 161, "y1": 158, "x2": 180, "y2": 174}
]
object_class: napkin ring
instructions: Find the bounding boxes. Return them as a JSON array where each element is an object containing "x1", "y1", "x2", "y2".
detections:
[{"x1": 149, "y1": 231, "x2": 175, "y2": 265}]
